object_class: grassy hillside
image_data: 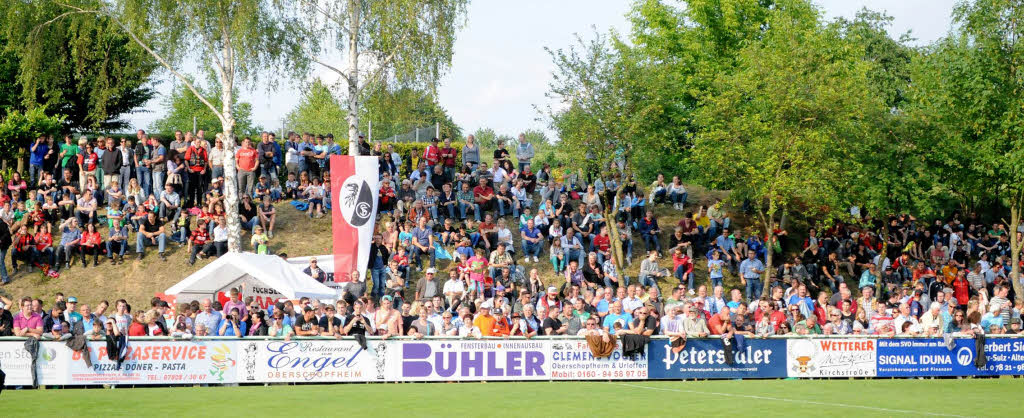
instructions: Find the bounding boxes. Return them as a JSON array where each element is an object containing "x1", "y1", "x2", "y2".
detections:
[{"x1": 1, "y1": 184, "x2": 745, "y2": 309}]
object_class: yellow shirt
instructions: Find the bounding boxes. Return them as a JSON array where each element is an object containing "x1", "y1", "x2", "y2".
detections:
[{"x1": 693, "y1": 213, "x2": 710, "y2": 229}]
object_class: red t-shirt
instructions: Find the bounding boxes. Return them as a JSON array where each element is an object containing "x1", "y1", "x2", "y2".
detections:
[
  {"x1": 473, "y1": 186, "x2": 493, "y2": 202},
  {"x1": 708, "y1": 314, "x2": 730, "y2": 335},
  {"x1": 34, "y1": 233, "x2": 52, "y2": 251},
  {"x1": 128, "y1": 322, "x2": 147, "y2": 336},
  {"x1": 423, "y1": 145, "x2": 440, "y2": 165},
  {"x1": 440, "y1": 146, "x2": 457, "y2": 167},
  {"x1": 81, "y1": 231, "x2": 102, "y2": 247},
  {"x1": 593, "y1": 234, "x2": 611, "y2": 253},
  {"x1": 236, "y1": 147, "x2": 258, "y2": 171}
]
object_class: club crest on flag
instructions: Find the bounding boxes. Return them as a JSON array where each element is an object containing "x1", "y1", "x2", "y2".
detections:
[
  {"x1": 340, "y1": 178, "x2": 374, "y2": 227},
  {"x1": 331, "y1": 155, "x2": 380, "y2": 283}
]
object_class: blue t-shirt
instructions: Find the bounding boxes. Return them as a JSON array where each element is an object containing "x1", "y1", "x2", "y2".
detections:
[
  {"x1": 218, "y1": 319, "x2": 248, "y2": 337},
  {"x1": 60, "y1": 227, "x2": 82, "y2": 246},
  {"x1": 412, "y1": 227, "x2": 432, "y2": 246},
  {"x1": 602, "y1": 313, "x2": 634, "y2": 334},
  {"x1": 520, "y1": 226, "x2": 541, "y2": 240},
  {"x1": 708, "y1": 259, "x2": 725, "y2": 279},
  {"x1": 31, "y1": 143, "x2": 49, "y2": 166}
]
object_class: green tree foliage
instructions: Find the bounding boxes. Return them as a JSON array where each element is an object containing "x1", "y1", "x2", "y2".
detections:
[
  {"x1": 45, "y1": 0, "x2": 304, "y2": 253},
  {"x1": 283, "y1": 78, "x2": 347, "y2": 136},
  {"x1": 150, "y1": 79, "x2": 261, "y2": 138},
  {"x1": 3, "y1": 0, "x2": 156, "y2": 131},
  {"x1": 906, "y1": 0, "x2": 1024, "y2": 300},
  {"x1": 0, "y1": 107, "x2": 65, "y2": 169},
  {"x1": 693, "y1": 0, "x2": 887, "y2": 292},
  {"x1": 359, "y1": 85, "x2": 461, "y2": 141},
  {"x1": 294, "y1": 0, "x2": 469, "y2": 155}
]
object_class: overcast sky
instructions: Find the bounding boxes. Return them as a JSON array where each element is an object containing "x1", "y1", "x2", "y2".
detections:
[{"x1": 126, "y1": 0, "x2": 956, "y2": 139}]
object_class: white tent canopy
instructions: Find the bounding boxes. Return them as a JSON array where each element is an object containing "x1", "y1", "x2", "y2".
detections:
[{"x1": 166, "y1": 252, "x2": 337, "y2": 303}]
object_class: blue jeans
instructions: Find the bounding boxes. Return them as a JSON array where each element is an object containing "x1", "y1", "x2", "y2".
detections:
[
  {"x1": 428, "y1": 206, "x2": 438, "y2": 221},
  {"x1": 241, "y1": 217, "x2": 258, "y2": 233},
  {"x1": 119, "y1": 166, "x2": 132, "y2": 194},
  {"x1": 708, "y1": 218, "x2": 731, "y2": 239},
  {"x1": 675, "y1": 265, "x2": 695, "y2": 290},
  {"x1": 29, "y1": 164, "x2": 44, "y2": 185},
  {"x1": 371, "y1": 268, "x2": 386, "y2": 298},
  {"x1": 473, "y1": 204, "x2": 483, "y2": 221},
  {"x1": 212, "y1": 166, "x2": 224, "y2": 180},
  {"x1": 605, "y1": 275, "x2": 630, "y2": 288},
  {"x1": 106, "y1": 240, "x2": 128, "y2": 257},
  {"x1": 638, "y1": 273, "x2": 659, "y2": 291},
  {"x1": 522, "y1": 240, "x2": 543, "y2": 258},
  {"x1": 621, "y1": 238, "x2": 633, "y2": 260},
  {"x1": 136, "y1": 233, "x2": 167, "y2": 254},
  {"x1": 152, "y1": 170, "x2": 166, "y2": 199},
  {"x1": 642, "y1": 234, "x2": 661, "y2": 253},
  {"x1": 444, "y1": 204, "x2": 456, "y2": 220},
  {"x1": 411, "y1": 244, "x2": 435, "y2": 268},
  {"x1": 669, "y1": 191, "x2": 687, "y2": 206},
  {"x1": 497, "y1": 200, "x2": 511, "y2": 217},
  {"x1": 567, "y1": 248, "x2": 584, "y2": 266},
  {"x1": 458, "y1": 202, "x2": 469, "y2": 220},
  {"x1": 710, "y1": 276, "x2": 724, "y2": 289},
  {"x1": 0, "y1": 248, "x2": 8, "y2": 283},
  {"x1": 745, "y1": 277, "x2": 763, "y2": 301},
  {"x1": 136, "y1": 166, "x2": 151, "y2": 197}
]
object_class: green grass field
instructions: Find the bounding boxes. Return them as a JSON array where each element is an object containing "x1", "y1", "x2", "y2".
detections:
[{"x1": 1, "y1": 379, "x2": 1016, "y2": 417}]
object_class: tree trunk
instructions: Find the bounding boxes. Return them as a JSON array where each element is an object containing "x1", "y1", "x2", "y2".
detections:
[
  {"x1": 220, "y1": 79, "x2": 241, "y2": 252},
  {"x1": 605, "y1": 207, "x2": 625, "y2": 267},
  {"x1": 345, "y1": 0, "x2": 361, "y2": 156},
  {"x1": 16, "y1": 148, "x2": 25, "y2": 174},
  {"x1": 876, "y1": 226, "x2": 889, "y2": 274},
  {"x1": 1010, "y1": 202, "x2": 1024, "y2": 303},
  {"x1": 762, "y1": 217, "x2": 776, "y2": 296}
]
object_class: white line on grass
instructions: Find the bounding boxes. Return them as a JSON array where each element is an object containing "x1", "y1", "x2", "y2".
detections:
[{"x1": 609, "y1": 382, "x2": 971, "y2": 417}]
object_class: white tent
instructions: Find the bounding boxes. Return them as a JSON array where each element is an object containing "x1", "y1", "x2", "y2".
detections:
[
  {"x1": 285, "y1": 254, "x2": 347, "y2": 296},
  {"x1": 165, "y1": 252, "x2": 338, "y2": 304}
]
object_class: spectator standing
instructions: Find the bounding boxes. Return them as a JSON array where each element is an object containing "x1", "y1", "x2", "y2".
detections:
[
  {"x1": 516, "y1": 133, "x2": 534, "y2": 172},
  {"x1": 740, "y1": 250, "x2": 766, "y2": 301},
  {"x1": 236, "y1": 138, "x2": 259, "y2": 197}
]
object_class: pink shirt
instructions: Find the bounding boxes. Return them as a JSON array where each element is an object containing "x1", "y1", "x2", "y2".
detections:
[
  {"x1": 222, "y1": 300, "x2": 248, "y2": 319},
  {"x1": 468, "y1": 256, "x2": 488, "y2": 283},
  {"x1": 14, "y1": 312, "x2": 42, "y2": 331}
]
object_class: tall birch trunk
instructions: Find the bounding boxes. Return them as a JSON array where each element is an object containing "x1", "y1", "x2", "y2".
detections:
[
  {"x1": 345, "y1": 0, "x2": 361, "y2": 156},
  {"x1": 219, "y1": 76, "x2": 242, "y2": 252}
]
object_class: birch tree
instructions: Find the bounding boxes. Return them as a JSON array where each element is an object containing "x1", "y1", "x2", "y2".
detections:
[
  {"x1": 44, "y1": 0, "x2": 302, "y2": 252},
  {"x1": 294, "y1": 0, "x2": 468, "y2": 154}
]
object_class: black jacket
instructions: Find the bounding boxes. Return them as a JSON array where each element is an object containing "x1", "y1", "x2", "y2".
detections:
[
  {"x1": 368, "y1": 243, "x2": 390, "y2": 270},
  {"x1": 0, "y1": 221, "x2": 11, "y2": 252},
  {"x1": 100, "y1": 147, "x2": 123, "y2": 173}
]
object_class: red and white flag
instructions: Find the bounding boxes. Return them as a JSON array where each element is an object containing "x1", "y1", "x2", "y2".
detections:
[{"x1": 330, "y1": 155, "x2": 380, "y2": 282}]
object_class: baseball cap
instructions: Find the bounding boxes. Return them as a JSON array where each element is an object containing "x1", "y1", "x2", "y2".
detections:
[
  {"x1": 547, "y1": 286, "x2": 557, "y2": 294},
  {"x1": 426, "y1": 268, "x2": 437, "y2": 274},
  {"x1": 68, "y1": 297, "x2": 78, "y2": 303},
  {"x1": 496, "y1": 284, "x2": 505, "y2": 292},
  {"x1": 480, "y1": 302, "x2": 492, "y2": 310}
]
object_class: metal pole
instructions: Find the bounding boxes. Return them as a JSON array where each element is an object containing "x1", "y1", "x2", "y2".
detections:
[
  {"x1": 369, "y1": 120, "x2": 372, "y2": 142},
  {"x1": 415, "y1": 127, "x2": 419, "y2": 142},
  {"x1": 192, "y1": 116, "x2": 197, "y2": 134},
  {"x1": 436, "y1": 121, "x2": 440, "y2": 139}
]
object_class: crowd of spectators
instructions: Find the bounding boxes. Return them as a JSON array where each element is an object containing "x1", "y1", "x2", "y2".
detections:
[{"x1": 1, "y1": 130, "x2": 1023, "y2": 341}]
